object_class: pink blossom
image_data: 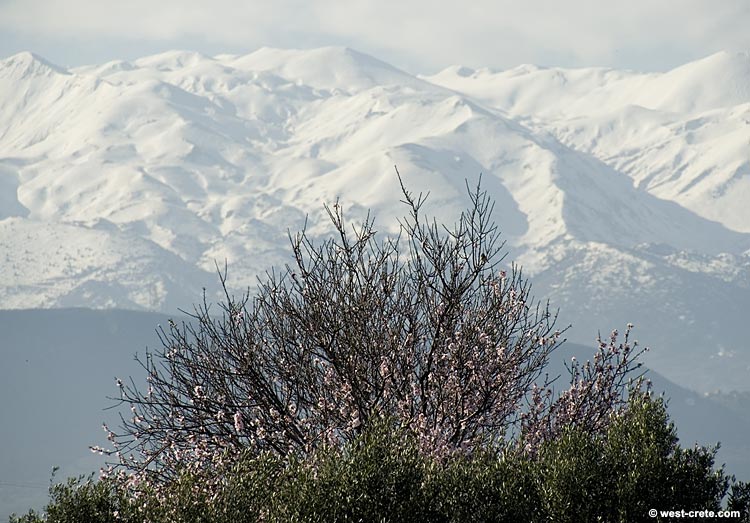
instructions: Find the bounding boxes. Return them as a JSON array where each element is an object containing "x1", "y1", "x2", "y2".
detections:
[{"x1": 233, "y1": 411, "x2": 244, "y2": 433}]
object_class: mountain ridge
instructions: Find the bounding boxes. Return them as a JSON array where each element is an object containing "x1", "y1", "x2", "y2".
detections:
[{"x1": 0, "y1": 47, "x2": 749, "y2": 393}]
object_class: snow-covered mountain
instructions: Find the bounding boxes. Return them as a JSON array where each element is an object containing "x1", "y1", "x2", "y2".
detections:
[
  {"x1": 1, "y1": 47, "x2": 749, "y2": 392},
  {"x1": 427, "y1": 51, "x2": 750, "y2": 233}
]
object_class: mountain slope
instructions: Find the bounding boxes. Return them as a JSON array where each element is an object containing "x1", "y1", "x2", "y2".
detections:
[
  {"x1": 0, "y1": 48, "x2": 749, "y2": 394},
  {"x1": 427, "y1": 51, "x2": 750, "y2": 233}
]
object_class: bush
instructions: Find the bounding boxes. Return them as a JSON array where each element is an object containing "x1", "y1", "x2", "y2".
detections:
[
  {"x1": 729, "y1": 481, "x2": 750, "y2": 523},
  {"x1": 268, "y1": 419, "x2": 428, "y2": 522},
  {"x1": 421, "y1": 449, "x2": 541, "y2": 522},
  {"x1": 537, "y1": 426, "x2": 609, "y2": 522},
  {"x1": 14, "y1": 394, "x2": 741, "y2": 523},
  {"x1": 9, "y1": 472, "x2": 127, "y2": 523},
  {"x1": 611, "y1": 392, "x2": 730, "y2": 520}
]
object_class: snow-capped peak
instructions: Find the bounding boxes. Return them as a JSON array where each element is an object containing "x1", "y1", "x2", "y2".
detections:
[{"x1": 0, "y1": 51, "x2": 70, "y2": 79}]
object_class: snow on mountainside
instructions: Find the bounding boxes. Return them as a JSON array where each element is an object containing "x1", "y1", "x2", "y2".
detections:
[
  {"x1": 427, "y1": 51, "x2": 750, "y2": 232},
  {"x1": 1, "y1": 47, "x2": 749, "y2": 392},
  {"x1": 427, "y1": 51, "x2": 750, "y2": 117},
  {"x1": 0, "y1": 218, "x2": 211, "y2": 310}
]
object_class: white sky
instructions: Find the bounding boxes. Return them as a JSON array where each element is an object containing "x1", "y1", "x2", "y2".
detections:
[{"x1": 1, "y1": 0, "x2": 749, "y2": 73}]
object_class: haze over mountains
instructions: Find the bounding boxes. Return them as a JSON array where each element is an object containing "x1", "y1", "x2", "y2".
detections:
[{"x1": 1, "y1": 47, "x2": 749, "y2": 397}]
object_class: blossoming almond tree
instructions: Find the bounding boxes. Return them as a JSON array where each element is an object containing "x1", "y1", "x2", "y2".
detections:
[{"x1": 96, "y1": 174, "x2": 646, "y2": 489}]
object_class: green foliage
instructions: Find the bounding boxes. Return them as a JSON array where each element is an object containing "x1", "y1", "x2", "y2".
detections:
[
  {"x1": 605, "y1": 392, "x2": 729, "y2": 521},
  {"x1": 729, "y1": 481, "x2": 750, "y2": 523},
  {"x1": 528, "y1": 391, "x2": 732, "y2": 523},
  {"x1": 271, "y1": 420, "x2": 428, "y2": 522},
  {"x1": 7, "y1": 511, "x2": 42, "y2": 523},
  {"x1": 421, "y1": 449, "x2": 541, "y2": 523},
  {"x1": 210, "y1": 452, "x2": 285, "y2": 522},
  {"x1": 537, "y1": 426, "x2": 609, "y2": 522},
  {"x1": 13, "y1": 393, "x2": 743, "y2": 523},
  {"x1": 9, "y1": 472, "x2": 127, "y2": 523},
  {"x1": 604, "y1": 391, "x2": 678, "y2": 519}
]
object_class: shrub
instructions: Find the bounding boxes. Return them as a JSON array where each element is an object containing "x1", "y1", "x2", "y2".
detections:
[
  {"x1": 729, "y1": 481, "x2": 750, "y2": 523},
  {"x1": 606, "y1": 391, "x2": 730, "y2": 520},
  {"x1": 9, "y1": 472, "x2": 127, "y2": 523},
  {"x1": 268, "y1": 419, "x2": 428, "y2": 522},
  {"x1": 14, "y1": 394, "x2": 740, "y2": 523}
]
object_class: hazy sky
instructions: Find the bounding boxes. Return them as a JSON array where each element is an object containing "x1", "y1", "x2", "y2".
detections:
[{"x1": 1, "y1": 0, "x2": 749, "y2": 73}]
